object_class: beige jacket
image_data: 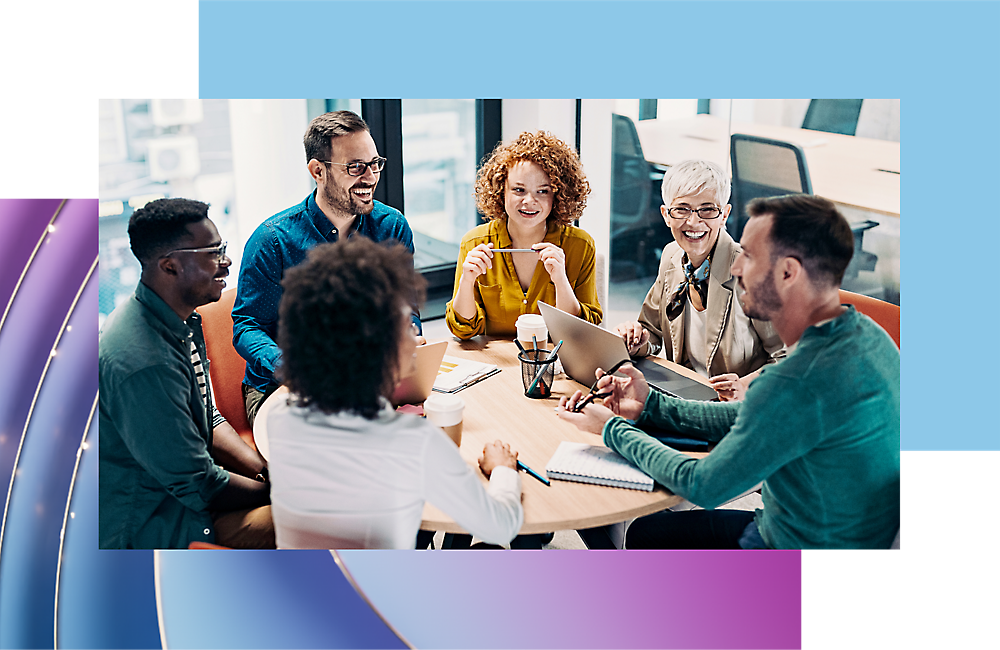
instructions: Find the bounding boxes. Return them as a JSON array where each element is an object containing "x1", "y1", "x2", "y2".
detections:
[{"x1": 635, "y1": 229, "x2": 785, "y2": 377}]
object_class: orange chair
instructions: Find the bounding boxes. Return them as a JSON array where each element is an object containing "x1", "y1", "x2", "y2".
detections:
[
  {"x1": 839, "y1": 289, "x2": 900, "y2": 349},
  {"x1": 188, "y1": 541, "x2": 231, "y2": 550},
  {"x1": 198, "y1": 288, "x2": 257, "y2": 451}
]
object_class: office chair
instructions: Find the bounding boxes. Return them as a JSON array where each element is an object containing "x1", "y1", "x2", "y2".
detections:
[
  {"x1": 730, "y1": 133, "x2": 879, "y2": 278},
  {"x1": 729, "y1": 133, "x2": 812, "y2": 241},
  {"x1": 197, "y1": 288, "x2": 257, "y2": 452},
  {"x1": 802, "y1": 99, "x2": 864, "y2": 136},
  {"x1": 610, "y1": 113, "x2": 671, "y2": 279},
  {"x1": 839, "y1": 289, "x2": 900, "y2": 349},
  {"x1": 188, "y1": 541, "x2": 231, "y2": 550}
]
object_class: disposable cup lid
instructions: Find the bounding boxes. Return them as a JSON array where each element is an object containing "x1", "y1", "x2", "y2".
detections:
[
  {"x1": 424, "y1": 393, "x2": 464, "y2": 412},
  {"x1": 515, "y1": 314, "x2": 545, "y2": 327}
]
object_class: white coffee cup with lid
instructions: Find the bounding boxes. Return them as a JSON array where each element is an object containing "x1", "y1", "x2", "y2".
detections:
[
  {"x1": 515, "y1": 313, "x2": 548, "y2": 349},
  {"x1": 423, "y1": 393, "x2": 465, "y2": 447}
]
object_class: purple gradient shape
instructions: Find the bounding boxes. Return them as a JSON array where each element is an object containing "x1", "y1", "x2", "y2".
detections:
[
  {"x1": 339, "y1": 550, "x2": 800, "y2": 649},
  {"x1": 58, "y1": 418, "x2": 163, "y2": 650},
  {"x1": 0, "y1": 200, "x2": 97, "y2": 514},
  {"x1": 0, "y1": 277, "x2": 98, "y2": 648},
  {"x1": 0, "y1": 199, "x2": 63, "y2": 310},
  {"x1": 156, "y1": 550, "x2": 407, "y2": 649}
]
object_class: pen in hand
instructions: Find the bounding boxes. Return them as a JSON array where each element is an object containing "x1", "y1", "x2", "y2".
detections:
[{"x1": 517, "y1": 460, "x2": 551, "y2": 486}]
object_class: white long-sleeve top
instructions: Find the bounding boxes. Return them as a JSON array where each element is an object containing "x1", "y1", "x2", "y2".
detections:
[{"x1": 267, "y1": 398, "x2": 523, "y2": 549}]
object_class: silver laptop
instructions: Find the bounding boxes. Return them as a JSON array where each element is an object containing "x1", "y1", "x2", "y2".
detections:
[
  {"x1": 537, "y1": 302, "x2": 718, "y2": 401},
  {"x1": 392, "y1": 340, "x2": 448, "y2": 406}
]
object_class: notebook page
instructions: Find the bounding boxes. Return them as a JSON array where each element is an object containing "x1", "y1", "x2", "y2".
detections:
[{"x1": 545, "y1": 442, "x2": 654, "y2": 489}]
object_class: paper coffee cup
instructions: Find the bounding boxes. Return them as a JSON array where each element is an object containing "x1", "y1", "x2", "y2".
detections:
[
  {"x1": 424, "y1": 393, "x2": 465, "y2": 447},
  {"x1": 515, "y1": 314, "x2": 548, "y2": 348}
]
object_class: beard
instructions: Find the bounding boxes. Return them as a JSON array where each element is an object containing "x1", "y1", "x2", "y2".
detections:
[
  {"x1": 323, "y1": 179, "x2": 375, "y2": 217},
  {"x1": 739, "y1": 269, "x2": 782, "y2": 321}
]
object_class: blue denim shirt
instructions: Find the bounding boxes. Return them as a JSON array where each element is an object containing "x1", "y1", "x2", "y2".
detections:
[{"x1": 232, "y1": 191, "x2": 418, "y2": 391}]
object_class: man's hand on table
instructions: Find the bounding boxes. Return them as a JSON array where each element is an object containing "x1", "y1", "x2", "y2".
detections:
[
  {"x1": 479, "y1": 440, "x2": 518, "y2": 477},
  {"x1": 555, "y1": 395, "x2": 616, "y2": 434},
  {"x1": 555, "y1": 362, "x2": 650, "y2": 434}
]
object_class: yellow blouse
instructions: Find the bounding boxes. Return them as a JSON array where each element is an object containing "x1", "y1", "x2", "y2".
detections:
[{"x1": 445, "y1": 219, "x2": 602, "y2": 339}]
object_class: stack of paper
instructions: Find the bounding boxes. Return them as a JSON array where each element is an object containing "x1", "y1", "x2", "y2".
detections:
[{"x1": 432, "y1": 355, "x2": 499, "y2": 393}]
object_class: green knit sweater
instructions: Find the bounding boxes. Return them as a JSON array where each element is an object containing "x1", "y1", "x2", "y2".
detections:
[{"x1": 603, "y1": 307, "x2": 900, "y2": 549}]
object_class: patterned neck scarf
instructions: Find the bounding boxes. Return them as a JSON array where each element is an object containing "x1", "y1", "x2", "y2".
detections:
[{"x1": 665, "y1": 252, "x2": 712, "y2": 321}]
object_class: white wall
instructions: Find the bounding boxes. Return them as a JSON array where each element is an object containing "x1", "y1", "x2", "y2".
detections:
[
  {"x1": 501, "y1": 99, "x2": 577, "y2": 145},
  {"x1": 228, "y1": 99, "x2": 313, "y2": 272},
  {"x1": 579, "y1": 100, "x2": 615, "y2": 309},
  {"x1": 655, "y1": 99, "x2": 699, "y2": 120}
]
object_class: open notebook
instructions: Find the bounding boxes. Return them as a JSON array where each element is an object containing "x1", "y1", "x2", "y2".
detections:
[
  {"x1": 432, "y1": 355, "x2": 499, "y2": 393},
  {"x1": 544, "y1": 442, "x2": 654, "y2": 492}
]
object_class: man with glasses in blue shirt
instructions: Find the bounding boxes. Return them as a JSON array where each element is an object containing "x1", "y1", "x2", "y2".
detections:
[
  {"x1": 99, "y1": 198, "x2": 273, "y2": 549},
  {"x1": 233, "y1": 110, "x2": 422, "y2": 427}
]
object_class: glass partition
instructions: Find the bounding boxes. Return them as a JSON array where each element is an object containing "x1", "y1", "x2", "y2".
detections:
[{"x1": 607, "y1": 98, "x2": 900, "y2": 339}]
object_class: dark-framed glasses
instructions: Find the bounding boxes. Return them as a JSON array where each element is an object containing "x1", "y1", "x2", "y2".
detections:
[
  {"x1": 163, "y1": 241, "x2": 228, "y2": 263},
  {"x1": 667, "y1": 206, "x2": 723, "y2": 220},
  {"x1": 323, "y1": 157, "x2": 387, "y2": 177}
]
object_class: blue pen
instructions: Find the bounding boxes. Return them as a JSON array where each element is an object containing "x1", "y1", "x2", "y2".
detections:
[{"x1": 517, "y1": 460, "x2": 551, "y2": 486}]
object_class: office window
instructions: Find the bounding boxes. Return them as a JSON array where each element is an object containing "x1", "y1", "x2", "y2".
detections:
[
  {"x1": 98, "y1": 99, "x2": 237, "y2": 325},
  {"x1": 400, "y1": 100, "x2": 477, "y2": 265}
]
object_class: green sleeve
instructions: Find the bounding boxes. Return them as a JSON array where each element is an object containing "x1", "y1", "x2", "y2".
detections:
[
  {"x1": 110, "y1": 365, "x2": 230, "y2": 510},
  {"x1": 605, "y1": 374, "x2": 822, "y2": 509},
  {"x1": 635, "y1": 389, "x2": 741, "y2": 442}
]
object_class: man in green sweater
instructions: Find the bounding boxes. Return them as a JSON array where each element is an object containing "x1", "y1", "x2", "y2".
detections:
[{"x1": 557, "y1": 195, "x2": 899, "y2": 549}]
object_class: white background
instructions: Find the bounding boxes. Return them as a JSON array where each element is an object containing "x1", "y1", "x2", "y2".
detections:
[{"x1": 1, "y1": 1, "x2": 994, "y2": 648}]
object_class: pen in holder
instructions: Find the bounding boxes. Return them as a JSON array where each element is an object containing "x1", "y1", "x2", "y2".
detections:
[{"x1": 518, "y1": 349, "x2": 558, "y2": 399}]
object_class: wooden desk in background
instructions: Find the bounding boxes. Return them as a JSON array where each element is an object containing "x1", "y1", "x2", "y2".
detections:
[
  {"x1": 635, "y1": 115, "x2": 900, "y2": 218},
  {"x1": 254, "y1": 337, "x2": 710, "y2": 540}
]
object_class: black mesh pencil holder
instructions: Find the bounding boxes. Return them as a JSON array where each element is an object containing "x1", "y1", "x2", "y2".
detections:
[{"x1": 518, "y1": 350, "x2": 557, "y2": 399}]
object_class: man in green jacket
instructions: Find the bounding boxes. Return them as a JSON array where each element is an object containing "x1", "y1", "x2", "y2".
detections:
[
  {"x1": 99, "y1": 198, "x2": 273, "y2": 549},
  {"x1": 558, "y1": 195, "x2": 899, "y2": 549}
]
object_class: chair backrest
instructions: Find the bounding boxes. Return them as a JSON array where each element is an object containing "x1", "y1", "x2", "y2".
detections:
[
  {"x1": 188, "y1": 541, "x2": 231, "y2": 550},
  {"x1": 730, "y1": 133, "x2": 812, "y2": 241},
  {"x1": 197, "y1": 288, "x2": 255, "y2": 450},
  {"x1": 273, "y1": 503, "x2": 418, "y2": 549},
  {"x1": 839, "y1": 289, "x2": 900, "y2": 349},
  {"x1": 610, "y1": 113, "x2": 651, "y2": 220},
  {"x1": 802, "y1": 99, "x2": 864, "y2": 136}
]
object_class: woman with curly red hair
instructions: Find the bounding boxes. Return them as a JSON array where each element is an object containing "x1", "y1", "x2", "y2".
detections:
[{"x1": 445, "y1": 131, "x2": 602, "y2": 338}]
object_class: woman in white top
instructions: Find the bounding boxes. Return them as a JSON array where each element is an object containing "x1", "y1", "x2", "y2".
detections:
[
  {"x1": 266, "y1": 237, "x2": 523, "y2": 549},
  {"x1": 615, "y1": 160, "x2": 784, "y2": 401}
]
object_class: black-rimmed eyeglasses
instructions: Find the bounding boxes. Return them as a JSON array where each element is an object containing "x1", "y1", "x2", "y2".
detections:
[
  {"x1": 666, "y1": 206, "x2": 723, "y2": 220},
  {"x1": 323, "y1": 157, "x2": 387, "y2": 177},
  {"x1": 162, "y1": 241, "x2": 228, "y2": 263}
]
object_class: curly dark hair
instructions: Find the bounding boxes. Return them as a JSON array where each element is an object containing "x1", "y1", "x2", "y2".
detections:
[
  {"x1": 276, "y1": 237, "x2": 426, "y2": 419},
  {"x1": 474, "y1": 131, "x2": 590, "y2": 226},
  {"x1": 127, "y1": 198, "x2": 209, "y2": 267}
]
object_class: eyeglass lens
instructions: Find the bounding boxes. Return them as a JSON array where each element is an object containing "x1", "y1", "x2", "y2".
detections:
[
  {"x1": 670, "y1": 207, "x2": 721, "y2": 220},
  {"x1": 347, "y1": 158, "x2": 386, "y2": 176}
]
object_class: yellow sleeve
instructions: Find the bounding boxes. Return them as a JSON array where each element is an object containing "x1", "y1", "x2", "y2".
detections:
[
  {"x1": 445, "y1": 237, "x2": 486, "y2": 339},
  {"x1": 570, "y1": 239, "x2": 603, "y2": 326}
]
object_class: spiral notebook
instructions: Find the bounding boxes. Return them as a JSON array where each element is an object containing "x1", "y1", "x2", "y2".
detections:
[{"x1": 544, "y1": 442, "x2": 654, "y2": 492}]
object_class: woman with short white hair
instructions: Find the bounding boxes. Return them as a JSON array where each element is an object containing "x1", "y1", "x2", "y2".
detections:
[{"x1": 615, "y1": 160, "x2": 784, "y2": 400}]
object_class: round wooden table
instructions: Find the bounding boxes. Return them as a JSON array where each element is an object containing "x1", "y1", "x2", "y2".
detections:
[{"x1": 254, "y1": 337, "x2": 706, "y2": 538}]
